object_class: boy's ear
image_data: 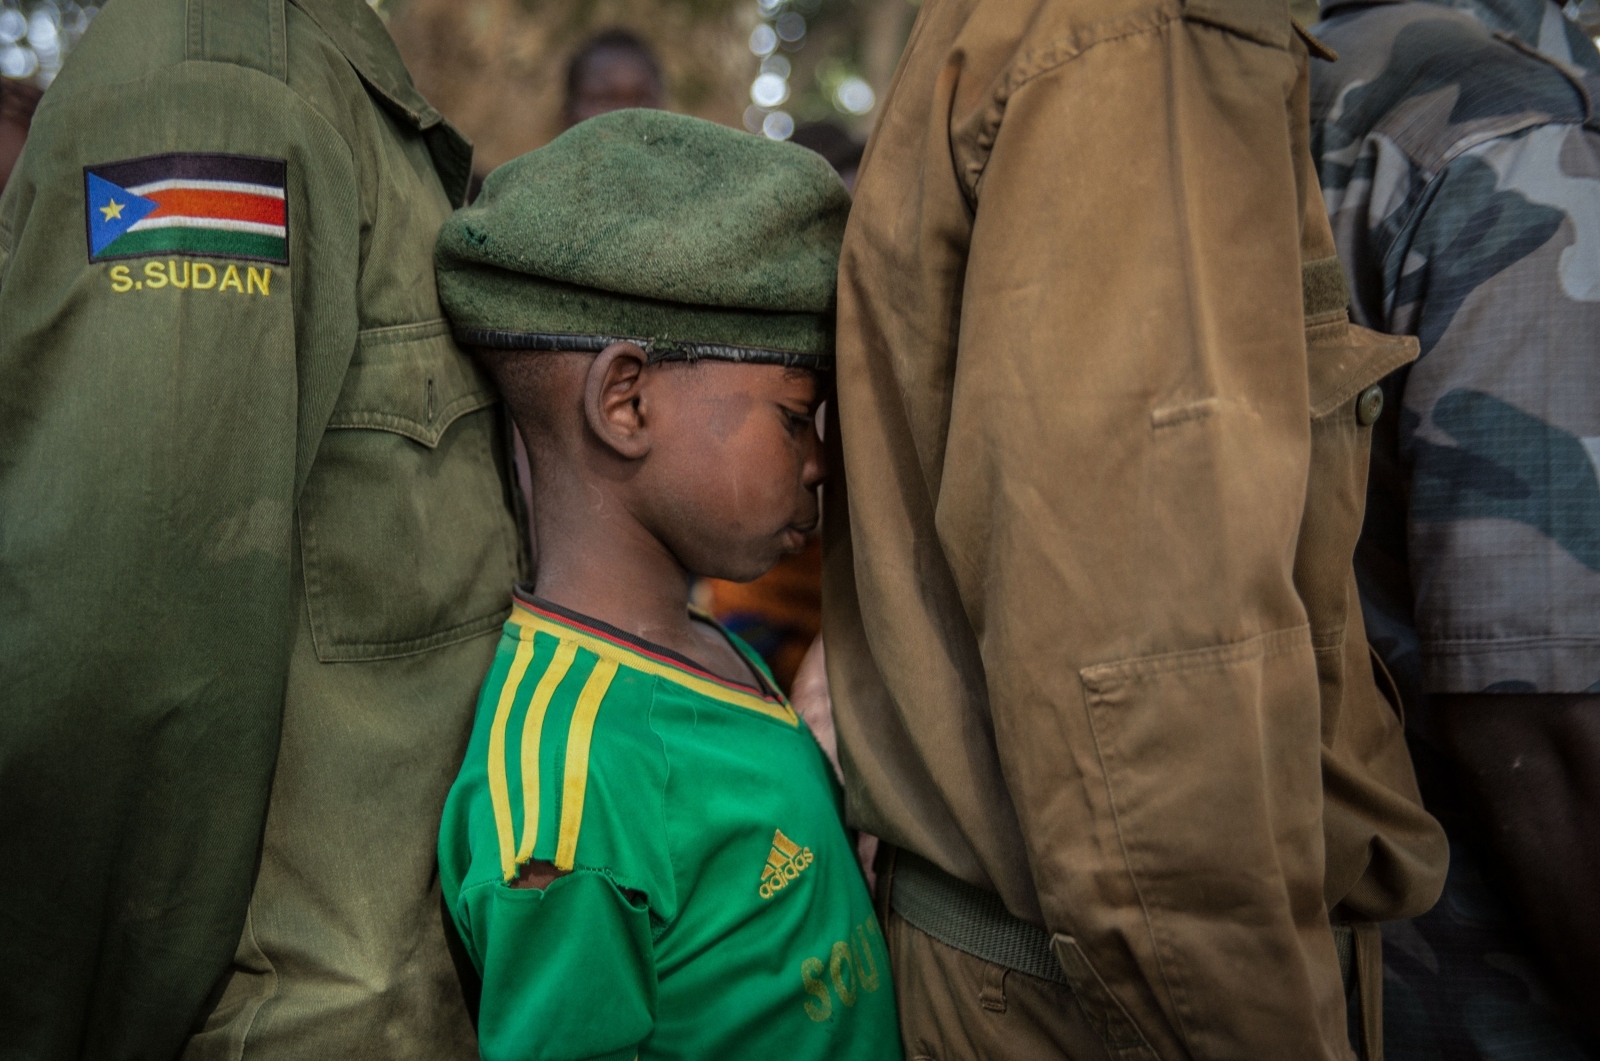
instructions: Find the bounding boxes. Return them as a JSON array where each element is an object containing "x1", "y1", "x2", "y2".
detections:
[{"x1": 583, "y1": 341, "x2": 652, "y2": 460}]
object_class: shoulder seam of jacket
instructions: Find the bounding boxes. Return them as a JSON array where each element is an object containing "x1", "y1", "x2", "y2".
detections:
[
  {"x1": 185, "y1": 0, "x2": 289, "y2": 82},
  {"x1": 954, "y1": 3, "x2": 1182, "y2": 203},
  {"x1": 1346, "y1": 111, "x2": 1592, "y2": 306},
  {"x1": 1328, "y1": 7, "x2": 1594, "y2": 172},
  {"x1": 30, "y1": 58, "x2": 358, "y2": 172},
  {"x1": 1377, "y1": 109, "x2": 1592, "y2": 204},
  {"x1": 1491, "y1": 29, "x2": 1598, "y2": 129}
]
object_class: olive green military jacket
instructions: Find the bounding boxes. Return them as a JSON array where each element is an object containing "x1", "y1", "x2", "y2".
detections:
[
  {"x1": 824, "y1": 0, "x2": 1448, "y2": 1057},
  {"x1": 0, "y1": 1, "x2": 519, "y2": 1058}
]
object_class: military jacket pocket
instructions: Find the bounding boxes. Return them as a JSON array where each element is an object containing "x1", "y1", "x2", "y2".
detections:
[
  {"x1": 1302, "y1": 321, "x2": 1446, "y2": 922},
  {"x1": 1296, "y1": 308, "x2": 1417, "y2": 651},
  {"x1": 1076, "y1": 627, "x2": 1323, "y2": 1057},
  {"x1": 298, "y1": 319, "x2": 517, "y2": 662}
]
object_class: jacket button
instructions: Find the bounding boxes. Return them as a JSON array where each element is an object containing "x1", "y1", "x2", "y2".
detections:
[{"x1": 1356, "y1": 385, "x2": 1384, "y2": 426}]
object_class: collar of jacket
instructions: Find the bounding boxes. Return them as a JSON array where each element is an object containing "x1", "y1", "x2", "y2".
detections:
[{"x1": 288, "y1": 0, "x2": 474, "y2": 204}]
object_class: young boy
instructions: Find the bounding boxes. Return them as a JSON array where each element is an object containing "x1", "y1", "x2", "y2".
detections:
[{"x1": 433, "y1": 110, "x2": 899, "y2": 1061}]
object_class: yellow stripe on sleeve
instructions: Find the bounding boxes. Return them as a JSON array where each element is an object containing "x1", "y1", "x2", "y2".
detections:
[
  {"x1": 507, "y1": 607, "x2": 795, "y2": 726},
  {"x1": 515, "y1": 639, "x2": 579, "y2": 867},
  {"x1": 553, "y1": 656, "x2": 620, "y2": 871},
  {"x1": 488, "y1": 636, "x2": 537, "y2": 882}
]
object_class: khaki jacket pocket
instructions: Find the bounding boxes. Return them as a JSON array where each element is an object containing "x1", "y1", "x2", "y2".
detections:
[
  {"x1": 1295, "y1": 278, "x2": 1445, "y2": 923},
  {"x1": 1078, "y1": 626, "x2": 1333, "y2": 1059},
  {"x1": 1305, "y1": 319, "x2": 1416, "y2": 422},
  {"x1": 1298, "y1": 315, "x2": 1416, "y2": 731},
  {"x1": 298, "y1": 319, "x2": 517, "y2": 662}
]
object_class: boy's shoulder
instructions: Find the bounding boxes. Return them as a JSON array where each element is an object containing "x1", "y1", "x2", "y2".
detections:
[
  {"x1": 444, "y1": 617, "x2": 675, "y2": 915},
  {"x1": 448, "y1": 593, "x2": 815, "y2": 904}
]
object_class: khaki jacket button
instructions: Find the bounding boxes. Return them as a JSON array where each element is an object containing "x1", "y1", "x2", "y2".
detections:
[{"x1": 1356, "y1": 385, "x2": 1384, "y2": 426}]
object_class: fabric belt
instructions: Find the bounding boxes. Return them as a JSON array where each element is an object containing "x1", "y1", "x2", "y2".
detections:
[
  {"x1": 892, "y1": 849, "x2": 1361, "y2": 995},
  {"x1": 1332, "y1": 923, "x2": 1355, "y2": 991},
  {"x1": 889, "y1": 849, "x2": 1066, "y2": 983}
]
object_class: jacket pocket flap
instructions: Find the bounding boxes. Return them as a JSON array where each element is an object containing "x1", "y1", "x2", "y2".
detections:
[
  {"x1": 1306, "y1": 321, "x2": 1417, "y2": 420},
  {"x1": 327, "y1": 319, "x2": 496, "y2": 447}
]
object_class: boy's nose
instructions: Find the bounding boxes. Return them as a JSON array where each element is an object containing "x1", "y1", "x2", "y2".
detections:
[{"x1": 803, "y1": 426, "x2": 827, "y2": 488}]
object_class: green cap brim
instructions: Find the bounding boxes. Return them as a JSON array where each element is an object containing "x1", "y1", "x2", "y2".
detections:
[{"x1": 440, "y1": 268, "x2": 833, "y2": 370}]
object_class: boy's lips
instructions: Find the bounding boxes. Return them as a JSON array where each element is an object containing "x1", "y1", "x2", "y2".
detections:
[{"x1": 782, "y1": 520, "x2": 817, "y2": 550}]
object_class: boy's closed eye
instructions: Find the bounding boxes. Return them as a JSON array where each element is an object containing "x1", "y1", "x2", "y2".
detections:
[{"x1": 781, "y1": 405, "x2": 816, "y2": 436}]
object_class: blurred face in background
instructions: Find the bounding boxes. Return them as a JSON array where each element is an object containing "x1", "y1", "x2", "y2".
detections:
[
  {"x1": 0, "y1": 79, "x2": 42, "y2": 195},
  {"x1": 563, "y1": 47, "x2": 663, "y2": 128}
]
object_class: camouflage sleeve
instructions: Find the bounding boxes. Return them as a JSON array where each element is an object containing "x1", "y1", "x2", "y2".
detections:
[{"x1": 1379, "y1": 121, "x2": 1600, "y2": 696}]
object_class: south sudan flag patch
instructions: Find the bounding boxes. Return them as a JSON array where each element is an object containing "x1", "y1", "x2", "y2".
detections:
[{"x1": 84, "y1": 152, "x2": 288, "y2": 264}]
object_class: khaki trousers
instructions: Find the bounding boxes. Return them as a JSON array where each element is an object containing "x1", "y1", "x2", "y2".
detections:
[
  {"x1": 886, "y1": 908, "x2": 1112, "y2": 1061},
  {"x1": 880, "y1": 850, "x2": 1377, "y2": 1061}
]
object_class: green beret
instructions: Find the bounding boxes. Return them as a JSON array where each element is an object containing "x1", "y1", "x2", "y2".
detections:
[{"x1": 435, "y1": 109, "x2": 850, "y2": 369}]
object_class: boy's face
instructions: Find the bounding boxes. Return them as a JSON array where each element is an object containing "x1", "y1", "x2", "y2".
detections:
[{"x1": 643, "y1": 361, "x2": 825, "y2": 583}]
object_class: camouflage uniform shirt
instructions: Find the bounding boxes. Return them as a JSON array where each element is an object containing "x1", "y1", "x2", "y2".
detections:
[
  {"x1": 1312, "y1": 4, "x2": 1600, "y2": 1058},
  {"x1": 1313, "y1": 0, "x2": 1600, "y2": 713}
]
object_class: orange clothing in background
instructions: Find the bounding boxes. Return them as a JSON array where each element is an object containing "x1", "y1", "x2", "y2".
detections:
[{"x1": 701, "y1": 537, "x2": 821, "y2": 693}]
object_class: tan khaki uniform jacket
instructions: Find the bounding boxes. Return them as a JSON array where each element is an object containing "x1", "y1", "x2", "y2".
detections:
[{"x1": 822, "y1": 0, "x2": 1449, "y2": 1056}]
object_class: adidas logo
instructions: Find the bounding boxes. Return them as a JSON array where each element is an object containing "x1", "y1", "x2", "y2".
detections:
[{"x1": 758, "y1": 829, "x2": 815, "y2": 900}]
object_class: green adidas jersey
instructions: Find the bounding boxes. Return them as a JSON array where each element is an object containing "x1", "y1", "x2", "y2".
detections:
[{"x1": 440, "y1": 592, "x2": 900, "y2": 1061}]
